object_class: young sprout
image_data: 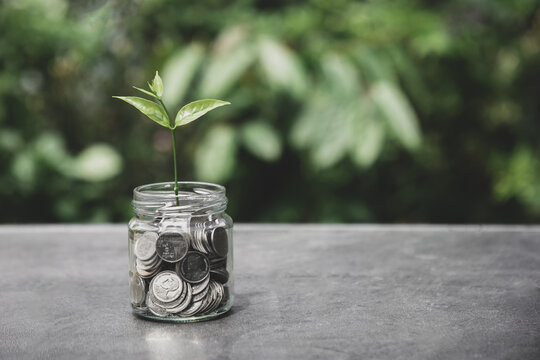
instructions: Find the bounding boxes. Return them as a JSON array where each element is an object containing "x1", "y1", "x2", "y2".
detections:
[{"x1": 114, "y1": 71, "x2": 230, "y2": 205}]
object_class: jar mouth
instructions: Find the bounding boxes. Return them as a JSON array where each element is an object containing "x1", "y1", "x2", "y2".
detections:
[{"x1": 133, "y1": 181, "x2": 227, "y2": 217}]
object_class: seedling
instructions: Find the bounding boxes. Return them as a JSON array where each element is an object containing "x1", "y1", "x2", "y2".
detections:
[{"x1": 114, "y1": 71, "x2": 230, "y2": 205}]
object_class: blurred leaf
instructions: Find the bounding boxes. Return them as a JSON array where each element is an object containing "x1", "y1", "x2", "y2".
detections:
[
  {"x1": 198, "y1": 43, "x2": 255, "y2": 98},
  {"x1": 290, "y1": 90, "x2": 330, "y2": 150},
  {"x1": 162, "y1": 44, "x2": 204, "y2": 109},
  {"x1": 12, "y1": 151, "x2": 36, "y2": 185},
  {"x1": 113, "y1": 96, "x2": 171, "y2": 128},
  {"x1": 33, "y1": 132, "x2": 72, "y2": 173},
  {"x1": 195, "y1": 126, "x2": 237, "y2": 183},
  {"x1": 72, "y1": 144, "x2": 123, "y2": 182},
  {"x1": 371, "y1": 81, "x2": 421, "y2": 150},
  {"x1": 494, "y1": 147, "x2": 540, "y2": 212},
  {"x1": 174, "y1": 99, "x2": 230, "y2": 128},
  {"x1": 0, "y1": 129, "x2": 23, "y2": 151},
  {"x1": 321, "y1": 52, "x2": 361, "y2": 97},
  {"x1": 258, "y1": 38, "x2": 307, "y2": 96},
  {"x1": 310, "y1": 109, "x2": 354, "y2": 169},
  {"x1": 355, "y1": 49, "x2": 396, "y2": 83},
  {"x1": 351, "y1": 116, "x2": 385, "y2": 167},
  {"x1": 241, "y1": 121, "x2": 282, "y2": 161}
]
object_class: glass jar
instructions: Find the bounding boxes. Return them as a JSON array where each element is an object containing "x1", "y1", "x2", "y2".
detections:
[{"x1": 128, "y1": 181, "x2": 234, "y2": 322}]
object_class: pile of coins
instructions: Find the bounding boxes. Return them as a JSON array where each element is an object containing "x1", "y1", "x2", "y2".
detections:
[{"x1": 130, "y1": 221, "x2": 230, "y2": 318}]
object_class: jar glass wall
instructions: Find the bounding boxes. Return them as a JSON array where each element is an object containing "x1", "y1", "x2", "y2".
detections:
[{"x1": 128, "y1": 182, "x2": 234, "y2": 322}]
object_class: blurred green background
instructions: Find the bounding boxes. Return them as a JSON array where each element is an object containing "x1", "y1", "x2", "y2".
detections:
[{"x1": 1, "y1": 0, "x2": 539, "y2": 223}]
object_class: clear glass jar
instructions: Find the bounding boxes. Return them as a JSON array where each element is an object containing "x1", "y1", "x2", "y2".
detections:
[{"x1": 128, "y1": 181, "x2": 234, "y2": 322}]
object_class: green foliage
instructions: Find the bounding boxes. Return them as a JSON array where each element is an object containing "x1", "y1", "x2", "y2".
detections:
[
  {"x1": 1, "y1": 0, "x2": 539, "y2": 223},
  {"x1": 113, "y1": 96, "x2": 170, "y2": 128},
  {"x1": 174, "y1": 100, "x2": 230, "y2": 128},
  {"x1": 114, "y1": 72, "x2": 230, "y2": 199}
]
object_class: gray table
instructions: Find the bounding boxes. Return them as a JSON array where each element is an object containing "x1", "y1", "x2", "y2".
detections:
[{"x1": 1, "y1": 225, "x2": 539, "y2": 359}]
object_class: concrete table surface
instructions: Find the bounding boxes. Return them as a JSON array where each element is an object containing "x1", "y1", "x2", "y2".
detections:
[{"x1": 1, "y1": 224, "x2": 540, "y2": 359}]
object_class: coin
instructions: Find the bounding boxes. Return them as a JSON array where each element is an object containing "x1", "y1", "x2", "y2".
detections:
[
  {"x1": 193, "y1": 284, "x2": 209, "y2": 302},
  {"x1": 192, "y1": 275, "x2": 210, "y2": 295},
  {"x1": 180, "y1": 299, "x2": 204, "y2": 317},
  {"x1": 151, "y1": 271, "x2": 183, "y2": 303},
  {"x1": 146, "y1": 291, "x2": 169, "y2": 318},
  {"x1": 134, "y1": 232, "x2": 158, "y2": 261},
  {"x1": 210, "y1": 268, "x2": 229, "y2": 284},
  {"x1": 156, "y1": 232, "x2": 189, "y2": 263},
  {"x1": 166, "y1": 283, "x2": 193, "y2": 314},
  {"x1": 137, "y1": 266, "x2": 160, "y2": 278},
  {"x1": 153, "y1": 279, "x2": 187, "y2": 309},
  {"x1": 129, "y1": 274, "x2": 145, "y2": 306},
  {"x1": 210, "y1": 227, "x2": 228, "y2": 257},
  {"x1": 177, "y1": 251, "x2": 210, "y2": 283},
  {"x1": 209, "y1": 257, "x2": 227, "y2": 269},
  {"x1": 136, "y1": 257, "x2": 161, "y2": 271}
]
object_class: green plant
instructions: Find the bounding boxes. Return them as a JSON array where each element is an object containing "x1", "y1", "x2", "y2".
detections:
[{"x1": 114, "y1": 72, "x2": 229, "y2": 204}]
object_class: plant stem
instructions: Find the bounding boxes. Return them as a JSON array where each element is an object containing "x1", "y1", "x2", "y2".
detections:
[
  {"x1": 158, "y1": 98, "x2": 180, "y2": 206},
  {"x1": 170, "y1": 129, "x2": 179, "y2": 206}
]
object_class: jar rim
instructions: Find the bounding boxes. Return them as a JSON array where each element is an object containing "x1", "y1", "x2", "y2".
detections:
[
  {"x1": 133, "y1": 181, "x2": 225, "y2": 201},
  {"x1": 132, "y1": 181, "x2": 227, "y2": 217}
]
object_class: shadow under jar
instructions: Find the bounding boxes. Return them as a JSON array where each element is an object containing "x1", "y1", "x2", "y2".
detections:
[{"x1": 128, "y1": 182, "x2": 234, "y2": 322}]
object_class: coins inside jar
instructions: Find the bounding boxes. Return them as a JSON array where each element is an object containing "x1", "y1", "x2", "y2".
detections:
[
  {"x1": 131, "y1": 218, "x2": 231, "y2": 319},
  {"x1": 134, "y1": 231, "x2": 161, "y2": 277},
  {"x1": 156, "y1": 232, "x2": 189, "y2": 263},
  {"x1": 177, "y1": 251, "x2": 210, "y2": 283}
]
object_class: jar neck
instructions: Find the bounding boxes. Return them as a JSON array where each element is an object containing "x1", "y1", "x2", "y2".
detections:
[{"x1": 132, "y1": 182, "x2": 227, "y2": 219}]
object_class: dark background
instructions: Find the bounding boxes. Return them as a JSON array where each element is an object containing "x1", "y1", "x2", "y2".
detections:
[{"x1": 1, "y1": 0, "x2": 539, "y2": 223}]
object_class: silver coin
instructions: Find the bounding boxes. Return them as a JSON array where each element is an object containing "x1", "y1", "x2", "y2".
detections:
[
  {"x1": 134, "y1": 232, "x2": 158, "y2": 261},
  {"x1": 146, "y1": 291, "x2": 169, "y2": 317},
  {"x1": 210, "y1": 227, "x2": 228, "y2": 257},
  {"x1": 200, "y1": 280, "x2": 222, "y2": 315},
  {"x1": 177, "y1": 251, "x2": 210, "y2": 283},
  {"x1": 192, "y1": 284, "x2": 209, "y2": 302},
  {"x1": 191, "y1": 276, "x2": 210, "y2": 295},
  {"x1": 137, "y1": 266, "x2": 160, "y2": 278},
  {"x1": 129, "y1": 274, "x2": 145, "y2": 306},
  {"x1": 151, "y1": 271, "x2": 183, "y2": 303},
  {"x1": 137, "y1": 251, "x2": 160, "y2": 265},
  {"x1": 211, "y1": 281, "x2": 225, "y2": 313},
  {"x1": 196, "y1": 288, "x2": 214, "y2": 315},
  {"x1": 153, "y1": 279, "x2": 187, "y2": 309},
  {"x1": 156, "y1": 232, "x2": 189, "y2": 263},
  {"x1": 166, "y1": 283, "x2": 193, "y2": 314},
  {"x1": 209, "y1": 256, "x2": 227, "y2": 268},
  {"x1": 136, "y1": 257, "x2": 161, "y2": 271},
  {"x1": 210, "y1": 268, "x2": 229, "y2": 284},
  {"x1": 180, "y1": 299, "x2": 204, "y2": 317}
]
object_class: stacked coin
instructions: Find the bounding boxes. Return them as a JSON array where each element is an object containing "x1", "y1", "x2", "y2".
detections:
[
  {"x1": 134, "y1": 232, "x2": 162, "y2": 277},
  {"x1": 131, "y1": 220, "x2": 231, "y2": 318},
  {"x1": 191, "y1": 221, "x2": 229, "y2": 258},
  {"x1": 146, "y1": 271, "x2": 193, "y2": 316}
]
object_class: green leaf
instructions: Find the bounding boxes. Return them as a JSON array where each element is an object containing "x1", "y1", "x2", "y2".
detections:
[
  {"x1": 133, "y1": 86, "x2": 159, "y2": 99},
  {"x1": 195, "y1": 126, "x2": 237, "y2": 183},
  {"x1": 72, "y1": 143, "x2": 123, "y2": 182},
  {"x1": 174, "y1": 99, "x2": 230, "y2": 128},
  {"x1": 371, "y1": 81, "x2": 421, "y2": 150},
  {"x1": 162, "y1": 43, "x2": 205, "y2": 109},
  {"x1": 258, "y1": 38, "x2": 307, "y2": 97},
  {"x1": 151, "y1": 71, "x2": 163, "y2": 97},
  {"x1": 321, "y1": 53, "x2": 361, "y2": 97},
  {"x1": 351, "y1": 117, "x2": 385, "y2": 168},
  {"x1": 113, "y1": 96, "x2": 171, "y2": 129},
  {"x1": 198, "y1": 43, "x2": 255, "y2": 98},
  {"x1": 241, "y1": 121, "x2": 282, "y2": 161},
  {"x1": 310, "y1": 109, "x2": 354, "y2": 169}
]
